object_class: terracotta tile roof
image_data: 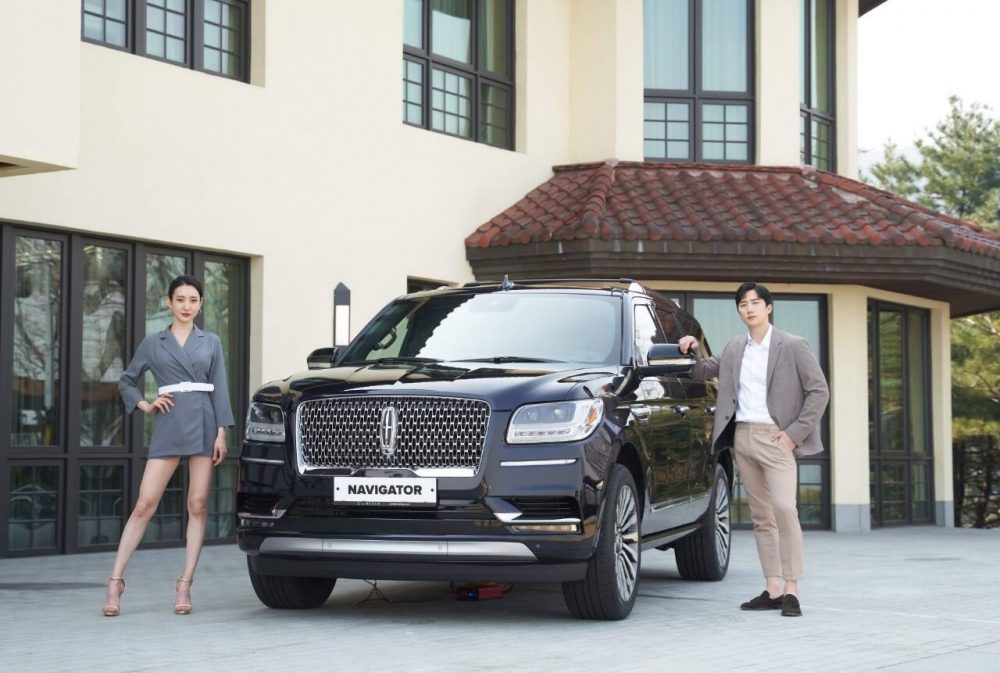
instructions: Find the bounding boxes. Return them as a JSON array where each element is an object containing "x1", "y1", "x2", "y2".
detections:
[{"x1": 465, "y1": 160, "x2": 1000, "y2": 261}]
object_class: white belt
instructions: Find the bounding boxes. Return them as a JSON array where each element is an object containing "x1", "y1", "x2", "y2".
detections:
[{"x1": 158, "y1": 382, "x2": 215, "y2": 395}]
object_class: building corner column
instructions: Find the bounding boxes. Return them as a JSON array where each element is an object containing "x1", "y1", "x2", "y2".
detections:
[
  {"x1": 931, "y1": 305, "x2": 954, "y2": 527},
  {"x1": 828, "y1": 288, "x2": 871, "y2": 532}
]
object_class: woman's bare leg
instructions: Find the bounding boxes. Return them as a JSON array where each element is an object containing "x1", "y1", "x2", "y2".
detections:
[
  {"x1": 176, "y1": 456, "x2": 214, "y2": 607},
  {"x1": 104, "y1": 457, "x2": 181, "y2": 609}
]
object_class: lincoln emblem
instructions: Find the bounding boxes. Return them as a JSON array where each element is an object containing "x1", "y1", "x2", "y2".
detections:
[{"x1": 379, "y1": 406, "x2": 399, "y2": 456}]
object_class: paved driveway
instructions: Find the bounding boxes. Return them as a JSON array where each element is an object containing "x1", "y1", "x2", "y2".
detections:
[{"x1": 1, "y1": 528, "x2": 998, "y2": 673}]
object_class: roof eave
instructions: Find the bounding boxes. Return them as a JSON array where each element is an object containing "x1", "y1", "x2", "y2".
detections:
[{"x1": 467, "y1": 238, "x2": 1000, "y2": 318}]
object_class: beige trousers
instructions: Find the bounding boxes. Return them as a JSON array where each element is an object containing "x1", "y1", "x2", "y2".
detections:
[{"x1": 734, "y1": 422, "x2": 804, "y2": 581}]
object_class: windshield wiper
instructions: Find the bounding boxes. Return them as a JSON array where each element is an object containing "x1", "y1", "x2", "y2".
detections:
[
  {"x1": 343, "y1": 356, "x2": 442, "y2": 366},
  {"x1": 460, "y1": 356, "x2": 567, "y2": 363}
]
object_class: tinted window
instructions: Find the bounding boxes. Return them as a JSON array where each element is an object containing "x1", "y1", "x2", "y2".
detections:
[{"x1": 342, "y1": 292, "x2": 622, "y2": 365}]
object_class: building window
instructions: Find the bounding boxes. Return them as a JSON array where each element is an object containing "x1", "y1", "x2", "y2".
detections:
[
  {"x1": 800, "y1": 0, "x2": 835, "y2": 170},
  {"x1": 78, "y1": 464, "x2": 125, "y2": 547},
  {"x1": 8, "y1": 465, "x2": 60, "y2": 552},
  {"x1": 81, "y1": 0, "x2": 250, "y2": 82},
  {"x1": 643, "y1": 0, "x2": 755, "y2": 163},
  {"x1": 83, "y1": 0, "x2": 130, "y2": 48},
  {"x1": 868, "y1": 301, "x2": 933, "y2": 526},
  {"x1": 403, "y1": 0, "x2": 515, "y2": 150}
]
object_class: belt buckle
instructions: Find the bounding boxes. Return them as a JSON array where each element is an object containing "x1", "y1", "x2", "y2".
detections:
[{"x1": 178, "y1": 382, "x2": 193, "y2": 393}]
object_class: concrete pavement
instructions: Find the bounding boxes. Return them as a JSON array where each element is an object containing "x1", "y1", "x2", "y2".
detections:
[{"x1": 1, "y1": 527, "x2": 998, "y2": 673}]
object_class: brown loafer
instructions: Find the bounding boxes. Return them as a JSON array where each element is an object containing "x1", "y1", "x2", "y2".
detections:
[
  {"x1": 781, "y1": 594, "x2": 802, "y2": 617},
  {"x1": 740, "y1": 590, "x2": 784, "y2": 611}
]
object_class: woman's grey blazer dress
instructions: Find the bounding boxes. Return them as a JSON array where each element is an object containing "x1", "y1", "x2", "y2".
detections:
[{"x1": 119, "y1": 326, "x2": 236, "y2": 458}]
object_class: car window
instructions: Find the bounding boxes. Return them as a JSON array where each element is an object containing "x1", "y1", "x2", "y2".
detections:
[
  {"x1": 341, "y1": 292, "x2": 623, "y2": 365},
  {"x1": 654, "y1": 304, "x2": 685, "y2": 342},
  {"x1": 633, "y1": 304, "x2": 666, "y2": 366}
]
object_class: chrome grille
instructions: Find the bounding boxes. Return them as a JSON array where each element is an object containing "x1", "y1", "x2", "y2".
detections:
[{"x1": 296, "y1": 396, "x2": 491, "y2": 472}]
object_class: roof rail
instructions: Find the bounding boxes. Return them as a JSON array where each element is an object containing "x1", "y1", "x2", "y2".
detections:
[{"x1": 462, "y1": 277, "x2": 639, "y2": 290}]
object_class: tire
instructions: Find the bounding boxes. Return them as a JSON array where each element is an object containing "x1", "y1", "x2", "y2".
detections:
[
  {"x1": 247, "y1": 557, "x2": 336, "y2": 609},
  {"x1": 675, "y1": 463, "x2": 731, "y2": 581},
  {"x1": 562, "y1": 464, "x2": 641, "y2": 620}
]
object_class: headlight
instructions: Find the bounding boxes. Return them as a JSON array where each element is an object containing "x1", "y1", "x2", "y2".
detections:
[
  {"x1": 245, "y1": 402, "x2": 286, "y2": 443},
  {"x1": 506, "y1": 399, "x2": 604, "y2": 444}
]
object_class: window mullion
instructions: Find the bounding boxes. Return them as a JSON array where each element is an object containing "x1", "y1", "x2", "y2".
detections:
[
  {"x1": 134, "y1": 0, "x2": 146, "y2": 56},
  {"x1": 425, "y1": 2, "x2": 433, "y2": 131},
  {"x1": 472, "y1": 0, "x2": 480, "y2": 143},
  {"x1": 191, "y1": 0, "x2": 203, "y2": 72}
]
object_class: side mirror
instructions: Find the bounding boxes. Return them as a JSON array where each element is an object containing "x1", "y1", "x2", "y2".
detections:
[
  {"x1": 307, "y1": 346, "x2": 341, "y2": 370},
  {"x1": 639, "y1": 343, "x2": 695, "y2": 377}
]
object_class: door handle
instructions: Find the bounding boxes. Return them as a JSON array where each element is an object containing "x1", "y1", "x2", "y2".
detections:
[
  {"x1": 706, "y1": 406, "x2": 716, "y2": 415},
  {"x1": 673, "y1": 405, "x2": 691, "y2": 416},
  {"x1": 630, "y1": 404, "x2": 652, "y2": 420}
]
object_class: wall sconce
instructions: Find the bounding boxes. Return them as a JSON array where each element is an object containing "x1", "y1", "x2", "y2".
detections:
[{"x1": 333, "y1": 282, "x2": 351, "y2": 347}]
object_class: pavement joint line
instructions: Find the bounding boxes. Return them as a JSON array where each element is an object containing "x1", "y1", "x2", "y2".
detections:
[{"x1": 809, "y1": 606, "x2": 1000, "y2": 626}]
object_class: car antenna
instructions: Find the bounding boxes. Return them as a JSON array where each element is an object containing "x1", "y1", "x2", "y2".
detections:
[{"x1": 500, "y1": 274, "x2": 514, "y2": 291}]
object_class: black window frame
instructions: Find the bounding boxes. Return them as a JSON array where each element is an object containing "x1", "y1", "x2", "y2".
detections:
[
  {"x1": 867, "y1": 300, "x2": 934, "y2": 527},
  {"x1": 0, "y1": 221, "x2": 250, "y2": 557},
  {"x1": 800, "y1": 0, "x2": 836, "y2": 171},
  {"x1": 643, "y1": 0, "x2": 756, "y2": 164},
  {"x1": 80, "y1": 0, "x2": 251, "y2": 83},
  {"x1": 403, "y1": 0, "x2": 516, "y2": 151}
]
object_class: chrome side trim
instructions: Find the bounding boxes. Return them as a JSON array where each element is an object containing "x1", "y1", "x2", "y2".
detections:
[
  {"x1": 259, "y1": 537, "x2": 536, "y2": 560},
  {"x1": 500, "y1": 458, "x2": 578, "y2": 467},
  {"x1": 237, "y1": 509, "x2": 286, "y2": 520},
  {"x1": 241, "y1": 457, "x2": 285, "y2": 466},
  {"x1": 495, "y1": 513, "x2": 581, "y2": 524}
]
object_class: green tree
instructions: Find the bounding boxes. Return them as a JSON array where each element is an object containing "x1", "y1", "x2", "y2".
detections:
[{"x1": 868, "y1": 96, "x2": 1000, "y2": 528}]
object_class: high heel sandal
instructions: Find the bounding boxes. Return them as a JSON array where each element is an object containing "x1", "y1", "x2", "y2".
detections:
[
  {"x1": 103, "y1": 577, "x2": 126, "y2": 617},
  {"x1": 174, "y1": 577, "x2": 193, "y2": 615}
]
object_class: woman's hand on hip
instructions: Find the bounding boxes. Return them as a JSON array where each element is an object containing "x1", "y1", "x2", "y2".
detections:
[{"x1": 139, "y1": 394, "x2": 173, "y2": 414}]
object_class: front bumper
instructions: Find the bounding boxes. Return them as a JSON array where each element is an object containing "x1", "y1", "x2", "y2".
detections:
[
  {"x1": 237, "y1": 417, "x2": 618, "y2": 583},
  {"x1": 244, "y1": 536, "x2": 588, "y2": 582}
]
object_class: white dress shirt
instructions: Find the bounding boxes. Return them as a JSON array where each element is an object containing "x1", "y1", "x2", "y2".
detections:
[{"x1": 735, "y1": 325, "x2": 774, "y2": 424}]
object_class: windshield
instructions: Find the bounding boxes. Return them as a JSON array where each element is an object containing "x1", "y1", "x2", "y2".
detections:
[{"x1": 341, "y1": 292, "x2": 622, "y2": 366}]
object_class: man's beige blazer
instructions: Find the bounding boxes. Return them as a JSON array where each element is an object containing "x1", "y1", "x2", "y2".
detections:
[{"x1": 691, "y1": 327, "x2": 830, "y2": 457}]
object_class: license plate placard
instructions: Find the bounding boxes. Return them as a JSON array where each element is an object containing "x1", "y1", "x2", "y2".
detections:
[{"x1": 333, "y1": 477, "x2": 437, "y2": 504}]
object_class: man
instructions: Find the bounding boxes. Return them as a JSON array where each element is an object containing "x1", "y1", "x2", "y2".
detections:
[{"x1": 679, "y1": 282, "x2": 829, "y2": 617}]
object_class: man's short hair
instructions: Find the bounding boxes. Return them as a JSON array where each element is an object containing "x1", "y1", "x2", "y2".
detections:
[{"x1": 735, "y1": 282, "x2": 773, "y2": 307}]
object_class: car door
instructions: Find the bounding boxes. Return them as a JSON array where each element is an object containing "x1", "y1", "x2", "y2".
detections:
[
  {"x1": 632, "y1": 303, "x2": 692, "y2": 506},
  {"x1": 664, "y1": 307, "x2": 718, "y2": 499}
]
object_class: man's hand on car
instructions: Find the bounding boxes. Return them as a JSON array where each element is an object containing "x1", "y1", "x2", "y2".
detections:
[{"x1": 678, "y1": 335, "x2": 699, "y2": 354}]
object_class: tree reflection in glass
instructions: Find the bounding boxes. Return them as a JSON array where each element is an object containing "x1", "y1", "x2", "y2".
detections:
[
  {"x1": 12, "y1": 237, "x2": 62, "y2": 446},
  {"x1": 81, "y1": 246, "x2": 127, "y2": 446}
]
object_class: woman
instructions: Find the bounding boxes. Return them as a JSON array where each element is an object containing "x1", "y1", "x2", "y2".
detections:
[{"x1": 102, "y1": 275, "x2": 235, "y2": 616}]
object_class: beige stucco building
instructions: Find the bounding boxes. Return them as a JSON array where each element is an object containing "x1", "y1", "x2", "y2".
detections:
[{"x1": 1, "y1": 0, "x2": 997, "y2": 556}]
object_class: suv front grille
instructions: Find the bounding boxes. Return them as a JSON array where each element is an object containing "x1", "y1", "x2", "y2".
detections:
[{"x1": 296, "y1": 395, "x2": 491, "y2": 473}]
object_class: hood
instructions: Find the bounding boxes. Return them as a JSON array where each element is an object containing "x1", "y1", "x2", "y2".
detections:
[{"x1": 256, "y1": 360, "x2": 621, "y2": 411}]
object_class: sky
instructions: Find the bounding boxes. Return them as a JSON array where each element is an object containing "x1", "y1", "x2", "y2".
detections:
[{"x1": 857, "y1": 0, "x2": 1000, "y2": 171}]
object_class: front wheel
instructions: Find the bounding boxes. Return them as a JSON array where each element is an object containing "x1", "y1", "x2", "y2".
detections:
[
  {"x1": 675, "y1": 463, "x2": 731, "y2": 581},
  {"x1": 247, "y1": 557, "x2": 336, "y2": 609},
  {"x1": 562, "y1": 464, "x2": 641, "y2": 620}
]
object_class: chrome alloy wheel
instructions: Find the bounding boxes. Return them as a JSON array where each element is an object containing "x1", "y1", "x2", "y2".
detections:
[
  {"x1": 714, "y1": 475, "x2": 731, "y2": 565},
  {"x1": 613, "y1": 484, "x2": 640, "y2": 602}
]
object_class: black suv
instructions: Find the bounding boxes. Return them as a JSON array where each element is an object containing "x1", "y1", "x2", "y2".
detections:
[{"x1": 238, "y1": 279, "x2": 732, "y2": 620}]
